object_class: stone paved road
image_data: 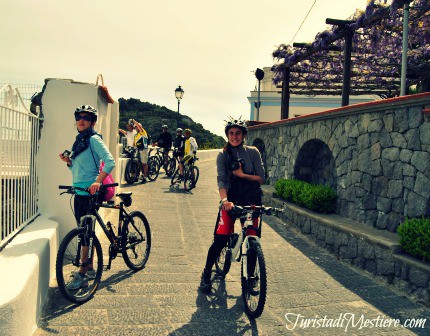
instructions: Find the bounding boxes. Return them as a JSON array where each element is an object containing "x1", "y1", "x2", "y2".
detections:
[{"x1": 35, "y1": 158, "x2": 430, "y2": 335}]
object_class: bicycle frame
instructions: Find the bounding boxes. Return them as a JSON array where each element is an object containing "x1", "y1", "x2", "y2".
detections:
[
  {"x1": 59, "y1": 185, "x2": 132, "y2": 270},
  {"x1": 57, "y1": 183, "x2": 151, "y2": 304},
  {"x1": 230, "y1": 209, "x2": 263, "y2": 279}
]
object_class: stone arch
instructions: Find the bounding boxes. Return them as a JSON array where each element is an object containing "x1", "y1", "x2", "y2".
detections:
[
  {"x1": 252, "y1": 138, "x2": 268, "y2": 180},
  {"x1": 293, "y1": 139, "x2": 337, "y2": 189}
]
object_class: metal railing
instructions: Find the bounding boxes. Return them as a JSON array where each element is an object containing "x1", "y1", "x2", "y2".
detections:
[{"x1": 1, "y1": 84, "x2": 42, "y2": 249}]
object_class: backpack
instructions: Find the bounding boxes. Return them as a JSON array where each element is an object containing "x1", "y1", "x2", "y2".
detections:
[{"x1": 89, "y1": 139, "x2": 116, "y2": 201}]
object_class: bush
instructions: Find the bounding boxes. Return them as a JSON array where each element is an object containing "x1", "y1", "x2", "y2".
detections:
[
  {"x1": 274, "y1": 178, "x2": 337, "y2": 214},
  {"x1": 397, "y1": 217, "x2": 430, "y2": 261},
  {"x1": 274, "y1": 179, "x2": 287, "y2": 198}
]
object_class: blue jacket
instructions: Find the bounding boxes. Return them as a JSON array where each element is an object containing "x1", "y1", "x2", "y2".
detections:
[{"x1": 69, "y1": 135, "x2": 115, "y2": 194}]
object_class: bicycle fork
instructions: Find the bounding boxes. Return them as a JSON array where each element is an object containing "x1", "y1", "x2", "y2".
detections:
[{"x1": 79, "y1": 215, "x2": 97, "y2": 268}]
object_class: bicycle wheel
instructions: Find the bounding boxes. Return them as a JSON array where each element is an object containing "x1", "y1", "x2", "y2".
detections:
[
  {"x1": 122, "y1": 211, "x2": 151, "y2": 271},
  {"x1": 170, "y1": 168, "x2": 181, "y2": 185},
  {"x1": 215, "y1": 242, "x2": 232, "y2": 278},
  {"x1": 241, "y1": 240, "x2": 267, "y2": 319},
  {"x1": 155, "y1": 155, "x2": 163, "y2": 171},
  {"x1": 56, "y1": 228, "x2": 103, "y2": 304},
  {"x1": 165, "y1": 157, "x2": 176, "y2": 177},
  {"x1": 184, "y1": 166, "x2": 199, "y2": 191},
  {"x1": 124, "y1": 160, "x2": 139, "y2": 184},
  {"x1": 147, "y1": 157, "x2": 159, "y2": 181}
]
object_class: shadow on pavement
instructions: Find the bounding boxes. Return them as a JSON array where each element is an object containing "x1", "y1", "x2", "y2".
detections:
[
  {"x1": 168, "y1": 274, "x2": 259, "y2": 336},
  {"x1": 264, "y1": 216, "x2": 430, "y2": 336}
]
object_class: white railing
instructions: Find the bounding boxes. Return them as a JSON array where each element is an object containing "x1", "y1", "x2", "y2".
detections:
[{"x1": 0, "y1": 84, "x2": 42, "y2": 249}]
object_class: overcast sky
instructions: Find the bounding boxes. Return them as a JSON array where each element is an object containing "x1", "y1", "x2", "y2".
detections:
[{"x1": 1, "y1": 0, "x2": 369, "y2": 136}]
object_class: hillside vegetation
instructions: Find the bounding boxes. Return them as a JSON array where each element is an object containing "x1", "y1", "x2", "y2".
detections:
[{"x1": 118, "y1": 98, "x2": 225, "y2": 149}]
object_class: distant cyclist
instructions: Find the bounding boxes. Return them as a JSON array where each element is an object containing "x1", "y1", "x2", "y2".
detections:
[
  {"x1": 199, "y1": 118, "x2": 265, "y2": 292},
  {"x1": 153, "y1": 125, "x2": 173, "y2": 167},
  {"x1": 173, "y1": 128, "x2": 185, "y2": 178},
  {"x1": 118, "y1": 119, "x2": 137, "y2": 148},
  {"x1": 177, "y1": 128, "x2": 198, "y2": 179},
  {"x1": 132, "y1": 119, "x2": 149, "y2": 184}
]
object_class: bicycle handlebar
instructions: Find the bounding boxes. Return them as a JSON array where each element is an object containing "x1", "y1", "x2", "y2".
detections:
[
  {"x1": 59, "y1": 183, "x2": 119, "y2": 194},
  {"x1": 230, "y1": 205, "x2": 284, "y2": 216}
]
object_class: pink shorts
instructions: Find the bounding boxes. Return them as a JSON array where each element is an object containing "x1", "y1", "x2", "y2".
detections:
[{"x1": 215, "y1": 210, "x2": 259, "y2": 236}]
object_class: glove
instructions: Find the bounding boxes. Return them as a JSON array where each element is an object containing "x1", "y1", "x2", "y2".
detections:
[{"x1": 193, "y1": 150, "x2": 196, "y2": 155}]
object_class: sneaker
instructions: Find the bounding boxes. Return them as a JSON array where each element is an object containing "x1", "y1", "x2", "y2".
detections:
[
  {"x1": 141, "y1": 177, "x2": 147, "y2": 184},
  {"x1": 177, "y1": 175, "x2": 184, "y2": 182},
  {"x1": 66, "y1": 273, "x2": 88, "y2": 290},
  {"x1": 199, "y1": 268, "x2": 211, "y2": 292},
  {"x1": 86, "y1": 268, "x2": 96, "y2": 279}
]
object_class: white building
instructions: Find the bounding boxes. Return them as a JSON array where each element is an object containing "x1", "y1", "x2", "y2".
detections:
[{"x1": 247, "y1": 67, "x2": 378, "y2": 122}]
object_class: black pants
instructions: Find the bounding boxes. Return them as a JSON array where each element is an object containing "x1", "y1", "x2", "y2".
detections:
[{"x1": 73, "y1": 195, "x2": 95, "y2": 225}]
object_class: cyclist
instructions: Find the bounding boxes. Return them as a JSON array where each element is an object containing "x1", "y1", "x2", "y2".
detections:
[
  {"x1": 118, "y1": 119, "x2": 136, "y2": 148},
  {"x1": 153, "y1": 125, "x2": 173, "y2": 168},
  {"x1": 180, "y1": 128, "x2": 198, "y2": 178},
  {"x1": 59, "y1": 105, "x2": 116, "y2": 290},
  {"x1": 132, "y1": 119, "x2": 149, "y2": 184},
  {"x1": 173, "y1": 128, "x2": 185, "y2": 177},
  {"x1": 199, "y1": 118, "x2": 265, "y2": 292}
]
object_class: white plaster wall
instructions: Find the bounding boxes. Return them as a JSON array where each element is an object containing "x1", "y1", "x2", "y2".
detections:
[{"x1": 37, "y1": 79, "x2": 119, "y2": 240}]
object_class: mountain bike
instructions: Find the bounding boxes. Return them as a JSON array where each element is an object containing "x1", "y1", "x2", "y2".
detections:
[
  {"x1": 215, "y1": 205, "x2": 283, "y2": 318},
  {"x1": 124, "y1": 146, "x2": 158, "y2": 183},
  {"x1": 170, "y1": 154, "x2": 199, "y2": 191},
  {"x1": 56, "y1": 184, "x2": 151, "y2": 304},
  {"x1": 123, "y1": 146, "x2": 140, "y2": 184},
  {"x1": 149, "y1": 146, "x2": 171, "y2": 173},
  {"x1": 165, "y1": 151, "x2": 179, "y2": 177}
]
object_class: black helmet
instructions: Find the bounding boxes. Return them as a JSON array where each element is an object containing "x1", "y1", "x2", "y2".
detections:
[
  {"x1": 74, "y1": 105, "x2": 98, "y2": 121},
  {"x1": 224, "y1": 117, "x2": 247, "y2": 136}
]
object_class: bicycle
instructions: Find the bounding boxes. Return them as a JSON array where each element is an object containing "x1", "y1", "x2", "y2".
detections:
[
  {"x1": 149, "y1": 146, "x2": 171, "y2": 173},
  {"x1": 170, "y1": 154, "x2": 199, "y2": 191},
  {"x1": 123, "y1": 146, "x2": 140, "y2": 184},
  {"x1": 214, "y1": 205, "x2": 283, "y2": 319},
  {"x1": 56, "y1": 184, "x2": 151, "y2": 304},
  {"x1": 165, "y1": 149, "x2": 181, "y2": 177},
  {"x1": 124, "y1": 146, "x2": 158, "y2": 183}
]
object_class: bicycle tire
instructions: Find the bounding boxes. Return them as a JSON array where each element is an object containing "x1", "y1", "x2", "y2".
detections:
[
  {"x1": 241, "y1": 240, "x2": 267, "y2": 319},
  {"x1": 184, "y1": 166, "x2": 199, "y2": 191},
  {"x1": 56, "y1": 227, "x2": 103, "y2": 304},
  {"x1": 215, "y1": 243, "x2": 232, "y2": 278},
  {"x1": 124, "y1": 160, "x2": 140, "y2": 184},
  {"x1": 147, "y1": 157, "x2": 159, "y2": 181},
  {"x1": 155, "y1": 155, "x2": 163, "y2": 170},
  {"x1": 122, "y1": 211, "x2": 151, "y2": 271},
  {"x1": 165, "y1": 157, "x2": 176, "y2": 177},
  {"x1": 170, "y1": 168, "x2": 181, "y2": 185}
]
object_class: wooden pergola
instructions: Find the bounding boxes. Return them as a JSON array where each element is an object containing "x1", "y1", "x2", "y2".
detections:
[{"x1": 271, "y1": 0, "x2": 430, "y2": 119}]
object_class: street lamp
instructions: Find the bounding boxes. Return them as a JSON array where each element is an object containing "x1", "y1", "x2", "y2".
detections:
[
  {"x1": 175, "y1": 85, "x2": 184, "y2": 128},
  {"x1": 255, "y1": 68, "x2": 264, "y2": 121}
]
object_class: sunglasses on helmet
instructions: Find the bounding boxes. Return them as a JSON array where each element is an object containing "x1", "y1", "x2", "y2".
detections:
[{"x1": 75, "y1": 114, "x2": 93, "y2": 122}]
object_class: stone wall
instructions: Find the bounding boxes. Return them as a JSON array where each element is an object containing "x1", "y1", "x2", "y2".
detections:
[
  {"x1": 263, "y1": 190, "x2": 430, "y2": 306},
  {"x1": 248, "y1": 93, "x2": 430, "y2": 232}
]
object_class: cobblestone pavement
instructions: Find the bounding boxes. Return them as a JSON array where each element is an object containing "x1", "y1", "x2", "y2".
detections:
[{"x1": 35, "y1": 159, "x2": 430, "y2": 336}]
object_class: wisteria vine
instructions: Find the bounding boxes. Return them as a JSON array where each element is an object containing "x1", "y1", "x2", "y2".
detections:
[{"x1": 271, "y1": 0, "x2": 430, "y2": 98}]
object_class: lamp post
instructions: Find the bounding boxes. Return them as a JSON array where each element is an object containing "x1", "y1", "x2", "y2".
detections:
[
  {"x1": 255, "y1": 68, "x2": 264, "y2": 121},
  {"x1": 175, "y1": 85, "x2": 184, "y2": 128}
]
